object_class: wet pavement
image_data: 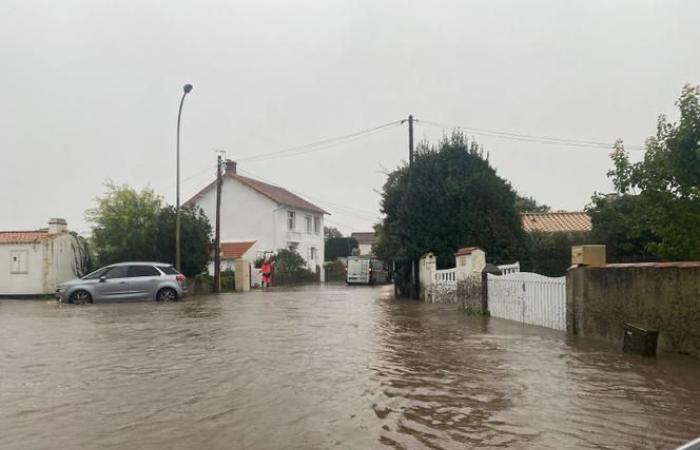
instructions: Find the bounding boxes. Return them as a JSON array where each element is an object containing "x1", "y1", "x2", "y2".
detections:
[{"x1": 1, "y1": 284, "x2": 699, "y2": 450}]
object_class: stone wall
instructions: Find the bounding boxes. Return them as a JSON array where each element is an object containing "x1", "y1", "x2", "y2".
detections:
[
  {"x1": 425, "y1": 273, "x2": 484, "y2": 313},
  {"x1": 458, "y1": 273, "x2": 485, "y2": 313},
  {"x1": 567, "y1": 262, "x2": 700, "y2": 357}
]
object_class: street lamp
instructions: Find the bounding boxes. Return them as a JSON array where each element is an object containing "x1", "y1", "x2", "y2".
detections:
[{"x1": 176, "y1": 83, "x2": 193, "y2": 272}]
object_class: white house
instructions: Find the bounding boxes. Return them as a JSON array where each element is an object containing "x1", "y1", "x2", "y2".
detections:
[
  {"x1": 186, "y1": 161, "x2": 328, "y2": 281},
  {"x1": 0, "y1": 218, "x2": 82, "y2": 296},
  {"x1": 351, "y1": 232, "x2": 377, "y2": 256}
]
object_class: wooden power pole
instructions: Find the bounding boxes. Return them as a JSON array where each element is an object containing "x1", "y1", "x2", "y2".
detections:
[
  {"x1": 213, "y1": 152, "x2": 224, "y2": 293},
  {"x1": 407, "y1": 115, "x2": 419, "y2": 298}
]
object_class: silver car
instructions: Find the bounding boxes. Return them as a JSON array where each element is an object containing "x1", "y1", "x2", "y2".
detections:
[{"x1": 56, "y1": 262, "x2": 187, "y2": 304}]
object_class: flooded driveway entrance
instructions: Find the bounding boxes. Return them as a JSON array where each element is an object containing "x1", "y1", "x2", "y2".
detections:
[{"x1": 1, "y1": 285, "x2": 698, "y2": 449}]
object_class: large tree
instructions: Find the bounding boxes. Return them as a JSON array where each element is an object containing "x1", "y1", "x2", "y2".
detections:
[
  {"x1": 154, "y1": 205, "x2": 212, "y2": 276},
  {"x1": 324, "y1": 237, "x2": 358, "y2": 261},
  {"x1": 588, "y1": 84, "x2": 700, "y2": 261},
  {"x1": 87, "y1": 183, "x2": 212, "y2": 276},
  {"x1": 87, "y1": 183, "x2": 162, "y2": 265},
  {"x1": 375, "y1": 132, "x2": 525, "y2": 267},
  {"x1": 515, "y1": 195, "x2": 550, "y2": 213}
]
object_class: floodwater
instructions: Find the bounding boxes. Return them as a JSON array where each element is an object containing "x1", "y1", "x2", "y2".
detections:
[{"x1": 1, "y1": 285, "x2": 699, "y2": 450}]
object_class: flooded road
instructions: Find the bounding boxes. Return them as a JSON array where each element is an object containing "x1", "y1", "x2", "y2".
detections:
[{"x1": 1, "y1": 285, "x2": 699, "y2": 449}]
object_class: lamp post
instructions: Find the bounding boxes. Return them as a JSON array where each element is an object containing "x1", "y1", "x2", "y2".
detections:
[{"x1": 176, "y1": 83, "x2": 193, "y2": 272}]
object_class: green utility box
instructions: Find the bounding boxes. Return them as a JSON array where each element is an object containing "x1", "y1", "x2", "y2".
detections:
[{"x1": 623, "y1": 323, "x2": 659, "y2": 357}]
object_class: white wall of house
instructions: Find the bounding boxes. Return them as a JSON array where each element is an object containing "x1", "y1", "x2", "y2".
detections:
[
  {"x1": 193, "y1": 178, "x2": 325, "y2": 281},
  {"x1": 0, "y1": 234, "x2": 78, "y2": 295},
  {"x1": 358, "y1": 243, "x2": 373, "y2": 256}
]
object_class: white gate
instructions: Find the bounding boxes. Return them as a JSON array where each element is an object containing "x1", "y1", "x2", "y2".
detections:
[
  {"x1": 434, "y1": 268, "x2": 457, "y2": 286},
  {"x1": 487, "y1": 272, "x2": 566, "y2": 331}
]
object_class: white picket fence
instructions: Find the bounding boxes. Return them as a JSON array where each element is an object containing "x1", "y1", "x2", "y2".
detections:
[
  {"x1": 487, "y1": 272, "x2": 566, "y2": 331},
  {"x1": 434, "y1": 268, "x2": 457, "y2": 286},
  {"x1": 497, "y1": 262, "x2": 520, "y2": 275}
]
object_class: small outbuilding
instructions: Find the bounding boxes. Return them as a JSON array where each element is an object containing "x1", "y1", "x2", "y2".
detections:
[{"x1": 0, "y1": 218, "x2": 85, "y2": 296}]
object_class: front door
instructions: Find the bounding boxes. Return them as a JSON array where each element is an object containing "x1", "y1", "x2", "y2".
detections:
[{"x1": 92, "y1": 266, "x2": 132, "y2": 301}]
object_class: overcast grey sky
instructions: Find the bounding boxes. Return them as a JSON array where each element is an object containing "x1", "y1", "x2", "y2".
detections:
[{"x1": 1, "y1": 0, "x2": 698, "y2": 235}]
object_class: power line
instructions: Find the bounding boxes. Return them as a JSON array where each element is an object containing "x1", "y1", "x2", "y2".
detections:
[
  {"x1": 236, "y1": 120, "x2": 403, "y2": 163},
  {"x1": 237, "y1": 168, "x2": 379, "y2": 222},
  {"x1": 420, "y1": 119, "x2": 646, "y2": 151}
]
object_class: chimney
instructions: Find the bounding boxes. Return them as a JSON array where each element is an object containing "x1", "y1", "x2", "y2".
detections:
[
  {"x1": 225, "y1": 159, "x2": 237, "y2": 175},
  {"x1": 48, "y1": 218, "x2": 68, "y2": 235}
]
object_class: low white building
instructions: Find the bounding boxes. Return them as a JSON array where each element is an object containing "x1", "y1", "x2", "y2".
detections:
[
  {"x1": 0, "y1": 218, "x2": 83, "y2": 296},
  {"x1": 187, "y1": 161, "x2": 328, "y2": 281}
]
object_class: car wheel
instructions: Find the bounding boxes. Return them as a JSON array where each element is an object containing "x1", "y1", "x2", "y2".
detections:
[
  {"x1": 70, "y1": 290, "x2": 92, "y2": 305},
  {"x1": 156, "y1": 288, "x2": 177, "y2": 302}
]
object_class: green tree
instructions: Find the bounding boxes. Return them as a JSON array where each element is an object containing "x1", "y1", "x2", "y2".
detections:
[
  {"x1": 324, "y1": 226, "x2": 343, "y2": 240},
  {"x1": 522, "y1": 231, "x2": 592, "y2": 276},
  {"x1": 154, "y1": 205, "x2": 212, "y2": 277},
  {"x1": 375, "y1": 132, "x2": 525, "y2": 267},
  {"x1": 86, "y1": 183, "x2": 162, "y2": 265},
  {"x1": 589, "y1": 84, "x2": 700, "y2": 261},
  {"x1": 87, "y1": 183, "x2": 212, "y2": 276},
  {"x1": 324, "y1": 237, "x2": 358, "y2": 261},
  {"x1": 515, "y1": 195, "x2": 550, "y2": 213}
]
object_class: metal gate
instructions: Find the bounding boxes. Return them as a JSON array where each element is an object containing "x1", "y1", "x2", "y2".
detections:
[{"x1": 487, "y1": 272, "x2": 566, "y2": 331}]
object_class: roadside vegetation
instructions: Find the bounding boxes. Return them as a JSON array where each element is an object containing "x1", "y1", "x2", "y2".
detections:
[{"x1": 86, "y1": 183, "x2": 212, "y2": 277}]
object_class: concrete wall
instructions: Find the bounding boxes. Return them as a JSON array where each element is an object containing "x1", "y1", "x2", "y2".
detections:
[
  {"x1": 567, "y1": 263, "x2": 700, "y2": 357},
  {"x1": 0, "y1": 234, "x2": 78, "y2": 295},
  {"x1": 193, "y1": 177, "x2": 325, "y2": 281}
]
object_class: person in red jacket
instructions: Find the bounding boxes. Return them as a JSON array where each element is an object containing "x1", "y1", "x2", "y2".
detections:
[{"x1": 261, "y1": 258, "x2": 273, "y2": 288}]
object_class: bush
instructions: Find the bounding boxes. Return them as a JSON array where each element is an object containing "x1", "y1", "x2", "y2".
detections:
[
  {"x1": 521, "y1": 231, "x2": 592, "y2": 276},
  {"x1": 221, "y1": 269, "x2": 235, "y2": 291},
  {"x1": 192, "y1": 273, "x2": 213, "y2": 295},
  {"x1": 324, "y1": 260, "x2": 346, "y2": 282},
  {"x1": 269, "y1": 249, "x2": 318, "y2": 285}
]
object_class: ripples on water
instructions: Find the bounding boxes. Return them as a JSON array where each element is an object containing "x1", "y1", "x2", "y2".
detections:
[{"x1": 1, "y1": 285, "x2": 698, "y2": 449}]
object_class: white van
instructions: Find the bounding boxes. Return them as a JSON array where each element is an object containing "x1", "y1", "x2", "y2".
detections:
[
  {"x1": 346, "y1": 257, "x2": 390, "y2": 285},
  {"x1": 346, "y1": 257, "x2": 371, "y2": 284}
]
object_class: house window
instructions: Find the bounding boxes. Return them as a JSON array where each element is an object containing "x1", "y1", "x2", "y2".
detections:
[
  {"x1": 313, "y1": 217, "x2": 320, "y2": 235},
  {"x1": 305, "y1": 215, "x2": 312, "y2": 234},
  {"x1": 10, "y1": 250, "x2": 28, "y2": 274},
  {"x1": 287, "y1": 211, "x2": 295, "y2": 230},
  {"x1": 309, "y1": 247, "x2": 317, "y2": 261},
  {"x1": 288, "y1": 242, "x2": 298, "y2": 252}
]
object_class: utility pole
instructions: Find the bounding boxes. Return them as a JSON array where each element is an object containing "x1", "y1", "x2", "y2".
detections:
[
  {"x1": 407, "y1": 114, "x2": 418, "y2": 298},
  {"x1": 408, "y1": 114, "x2": 414, "y2": 168},
  {"x1": 213, "y1": 151, "x2": 224, "y2": 293}
]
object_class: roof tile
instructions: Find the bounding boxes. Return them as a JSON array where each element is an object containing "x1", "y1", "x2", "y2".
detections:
[
  {"x1": 0, "y1": 231, "x2": 51, "y2": 244},
  {"x1": 521, "y1": 212, "x2": 592, "y2": 233},
  {"x1": 220, "y1": 241, "x2": 256, "y2": 259}
]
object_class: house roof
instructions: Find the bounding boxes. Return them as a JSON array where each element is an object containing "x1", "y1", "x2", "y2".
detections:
[
  {"x1": 0, "y1": 230, "x2": 53, "y2": 244},
  {"x1": 220, "y1": 241, "x2": 256, "y2": 259},
  {"x1": 351, "y1": 232, "x2": 377, "y2": 245},
  {"x1": 521, "y1": 212, "x2": 592, "y2": 233},
  {"x1": 186, "y1": 173, "x2": 328, "y2": 215},
  {"x1": 455, "y1": 246, "x2": 483, "y2": 256}
]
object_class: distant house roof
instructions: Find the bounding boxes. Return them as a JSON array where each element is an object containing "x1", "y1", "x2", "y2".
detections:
[
  {"x1": 186, "y1": 173, "x2": 328, "y2": 215},
  {"x1": 455, "y1": 246, "x2": 483, "y2": 256},
  {"x1": 0, "y1": 230, "x2": 52, "y2": 244},
  {"x1": 351, "y1": 232, "x2": 377, "y2": 245},
  {"x1": 220, "y1": 241, "x2": 256, "y2": 259},
  {"x1": 521, "y1": 212, "x2": 592, "y2": 233}
]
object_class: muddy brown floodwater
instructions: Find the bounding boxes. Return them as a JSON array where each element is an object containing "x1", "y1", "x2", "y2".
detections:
[{"x1": 1, "y1": 285, "x2": 699, "y2": 450}]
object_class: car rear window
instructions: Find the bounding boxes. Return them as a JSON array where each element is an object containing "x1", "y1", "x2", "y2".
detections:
[{"x1": 158, "y1": 265, "x2": 179, "y2": 275}]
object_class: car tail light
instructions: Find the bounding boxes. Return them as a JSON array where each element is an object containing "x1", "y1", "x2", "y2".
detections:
[{"x1": 176, "y1": 274, "x2": 186, "y2": 284}]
